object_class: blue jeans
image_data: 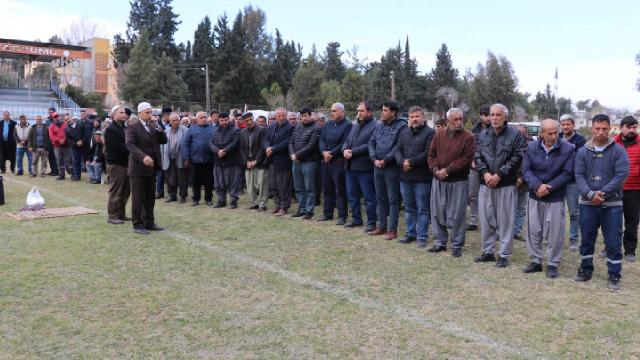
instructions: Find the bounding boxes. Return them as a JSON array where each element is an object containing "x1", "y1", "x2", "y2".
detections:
[
  {"x1": 565, "y1": 182, "x2": 580, "y2": 245},
  {"x1": 400, "y1": 180, "x2": 431, "y2": 241},
  {"x1": 579, "y1": 204, "x2": 623, "y2": 278},
  {"x1": 374, "y1": 166, "x2": 400, "y2": 231},
  {"x1": 71, "y1": 147, "x2": 83, "y2": 180},
  {"x1": 292, "y1": 161, "x2": 317, "y2": 215},
  {"x1": 87, "y1": 163, "x2": 103, "y2": 182},
  {"x1": 16, "y1": 147, "x2": 33, "y2": 175},
  {"x1": 346, "y1": 170, "x2": 377, "y2": 226}
]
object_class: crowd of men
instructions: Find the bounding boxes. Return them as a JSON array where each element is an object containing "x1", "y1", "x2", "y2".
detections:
[{"x1": 1, "y1": 100, "x2": 638, "y2": 291}]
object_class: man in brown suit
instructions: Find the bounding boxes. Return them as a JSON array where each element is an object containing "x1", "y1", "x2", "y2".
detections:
[{"x1": 125, "y1": 102, "x2": 168, "y2": 235}]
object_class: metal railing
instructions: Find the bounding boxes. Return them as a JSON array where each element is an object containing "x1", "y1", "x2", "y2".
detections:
[{"x1": 50, "y1": 82, "x2": 80, "y2": 113}]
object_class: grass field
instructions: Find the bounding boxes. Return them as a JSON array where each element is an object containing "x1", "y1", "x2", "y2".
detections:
[{"x1": 0, "y1": 170, "x2": 639, "y2": 359}]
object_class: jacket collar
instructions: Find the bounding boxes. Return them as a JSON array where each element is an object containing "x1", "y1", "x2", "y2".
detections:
[{"x1": 585, "y1": 137, "x2": 615, "y2": 152}]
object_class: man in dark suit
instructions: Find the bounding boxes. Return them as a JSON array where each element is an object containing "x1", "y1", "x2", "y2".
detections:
[
  {"x1": 125, "y1": 102, "x2": 168, "y2": 235},
  {"x1": 0, "y1": 111, "x2": 17, "y2": 174}
]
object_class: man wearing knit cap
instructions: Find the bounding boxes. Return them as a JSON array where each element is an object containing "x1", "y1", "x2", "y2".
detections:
[
  {"x1": 614, "y1": 116, "x2": 640, "y2": 263},
  {"x1": 105, "y1": 105, "x2": 131, "y2": 224},
  {"x1": 125, "y1": 102, "x2": 167, "y2": 235}
]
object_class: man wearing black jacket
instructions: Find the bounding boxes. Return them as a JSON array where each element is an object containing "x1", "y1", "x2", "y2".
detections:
[
  {"x1": 394, "y1": 106, "x2": 435, "y2": 247},
  {"x1": 209, "y1": 112, "x2": 242, "y2": 209},
  {"x1": 318, "y1": 102, "x2": 352, "y2": 225},
  {"x1": 342, "y1": 101, "x2": 377, "y2": 231},
  {"x1": 289, "y1": 107, "x2": 321, "y2": 219},
  {"x1": 265, "y1": 107, "x2": 294, "y2": 216},
  {"x1": 65, "y1": 115, "x2": 86, "y2": 181},
  {"x1": 240, "y1": 113, "x2": 269, "y2": 211},
  {"x1": 105, "y1": 105, "x2": 131, "y2": 224},
  {"x1": 0, "y1": 111, "x2": 17, "y2": 174}
]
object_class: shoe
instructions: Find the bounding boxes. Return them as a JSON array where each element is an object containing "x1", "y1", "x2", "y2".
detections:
[
  {"x1": 625, "y1": 254, "x2": 636, "y2": 263},
  {"x1": 364, "y1": 225, "x2": 376, "y2": 233},
  {"x1": 451, "y1": 248, "x2": 462, "y2": 257},
  {"x1": 546, "y1": 265, "x2": 558, "y2": 278},
  {"x1": 247, "y1": 205, "x2": 259, "y2": 210},
  {"x1": 428, "y1": 245, "x2": 447, "y2": 253},
  {"x1": 495, "y1": 257, "x2": 509, "y2": 268},
  {"x1": 335, "y1": 218, "x2": 346, "y2": 226},
  {"x1": 192, "y1": 200, "x2": 200, "y2": 206},
  {"x1": 29, "y1": 173, "x2": 36, "y2": 177},
  {"x1": 258, "y1": 206, "x2": 267, "y2": 212},
  {"x1": 416, "y1": 240, "x2": 427, "y2": 248},
  {"x1": 213, "y1": 202, "x2": 226, "y2": 208},
  {"x1": 385, "y1": 231, "x2": 397, "y2": 240},
  {"x1": 56, "y1": 176, "x2": 65, "y2": 181},
  {"x1": 474, "y1": 253, "x2": 496, "y2": 263},
  {"x1": 134, "y1": 228, "x2": 150, "y2": 235},
  {"x1": 514, "y1": 233, "x2": 524, "y2": 241},
  {"x1": 155, "y1": 193, "x2": 164, "y2": 199},
  {"x1": 229, "y1": 202, "x2": 237, "y2": 209},
  {"x1": 607, "y1": 276, "x2": 621, "y2": 291},
  {"x1": 146, "y1": 224, "x2": 165, "y2": 231},
  {"x1": 367, "y1": 228, "x2": 387, "y2": 236},
  {"x1": 16, "y1": 171, "x2": 23, "y2": 176},
  {"x1": 40, "y1": 174, "x2": 46, "y2": 177},
  {"x1": 569, "y1": 244, "x2": 578, "y2": 252},
  {"x1": 48, "y1": 172, "x2": 58, "y2": 176},
  {"x1": 598, "y1": 249, "x2": 607, "y2": 258},
  {"x1": 291, "y1": 212, "x2": 304, "y2": 218},
  {"x1": 165, "y1": 197, "x2": 177, "y2": 203},
  {"x1": 466, "y1": 223, "x2": 478, "y2": 231},
  {"x1": 276, "y1": 209, "x2": 287, "y2": 217},
  {"x1": 344, "y1": 222, "x2": 363, "y2": 228},
  {"x1": 271, "y1": 208, "x2": 281, "y2": 214},
  {"x1": 522, "y1": 262, "x2": 543, "y2": 273},
  {"x1": 179, "y1": 198, "x2": 186, "y2": 204},
  {"x1": 303, "y1": 213, "x2": 314, "y2": 220},
  {"x1": 574, "y1": 271, "x2": 592, "y2": 282},
  {"x1": 317, "y1": 216, "x2": 333, "y2": 222},
  {"x1": 399, "y1": 235, "x2": 416, "y2": 244},
  {"x1": 121, "y1": 216, "x2": 132, "y2": 221},
  {"x1": 107, "y1": 218, "x2": 124, "y2": 225}
]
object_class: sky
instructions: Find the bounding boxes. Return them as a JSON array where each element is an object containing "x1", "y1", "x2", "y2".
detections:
[{"x1": 2, "y1": 0, "x2": 639, "y2": 110}]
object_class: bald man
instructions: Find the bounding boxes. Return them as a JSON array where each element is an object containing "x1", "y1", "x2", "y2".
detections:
[{"x1": 522, "y1": 119, "x2": 575, "y2": 278}]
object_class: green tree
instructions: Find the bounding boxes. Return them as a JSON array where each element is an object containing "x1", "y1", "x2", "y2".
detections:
[
  {"x1": 340, "y1": 70, "x2": 366, "y2": 112},
  {"x1": 119, "y1": 31, "x2": 158, "y2": 105},
  {"x1": 290, "y1": 56, "x2": 325, "y2": 109},
  {"x1": 319, "y1": 80, "x2": 342, "y2": 109},
  {"x1": 322, "y1": 42, "x2": 346, "y2": 82},
  {"x1": 469, "y1": 51, "x2": 519, "y2": 111},
  {"x1": 155, "y1": 53, "x2": 188, "y2": 103},
  {"x1": 260, "y1": 82, "x2": 286, "y2": 109}
]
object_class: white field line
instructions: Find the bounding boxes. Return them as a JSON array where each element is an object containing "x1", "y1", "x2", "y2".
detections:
[{"x1": 5, "y1": 176, "x2": 550, "y2": 359}]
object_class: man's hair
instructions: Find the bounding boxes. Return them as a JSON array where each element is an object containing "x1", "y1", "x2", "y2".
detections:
[
  {"x1": 48, "y1": 107, "x2": 56, "y2": 112},
  {"x1": 19, "y1": 114, "x2": 27, "y2": 120},
  {"x1": 620, "y1": 115, "x2": 638, "y2": 127},
  {"x1": 490, "y1": 103, "x2": 509, "y2": 118},
  {"x1": 382, "y1": 100, "x2": 399, "y2": 114},
  {"x1": 359, "y1": 101, "x2": 373, "y2": 112},
  {"x1": 592, "y1": 113, "x2": 610, "y2": 125},
  {"x1": 435, "y1": 118, "x2": 446, "y2": 126},
  {"x1": 479, "y1": 105, "x2": 491, "y2": 116},
  {"x1": 408, "y1": 105, "x2": 424, "y2": 115},
  {"x1": 257, "y1": 115, "x2": 267, "y2": 121},
  {"x1": 331, "y1": 103, "x2": 345, "y2": 112},
  {"x1": 559, "y1": 114, "x2": 575, "y2": 124},
  {"x1": 299, "y1": 107, "x2": 313, "y2": 116},
  {"x1": 209, "y1": 110, "x2": 219, "y2": 116},
  {"x1": 446, "y1": 107, "x2": 463, "y2": 119},
  {"x1": 219, "y1": 112, "x2": 229, "y2": 118}
]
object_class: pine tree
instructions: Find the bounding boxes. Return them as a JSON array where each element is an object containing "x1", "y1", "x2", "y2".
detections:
[
  {"x1": 155, "y1": 53, "x2": 188, "y2": 103},
  {"x1": 119, "y1": 31, "x2": 158, "y2": 106},
  {"x1": 322, "y1": 42, "x2": 346, "y2": 82},
  {"x1": 290, "y1": 56, "x2": 325, "y2": 109}
]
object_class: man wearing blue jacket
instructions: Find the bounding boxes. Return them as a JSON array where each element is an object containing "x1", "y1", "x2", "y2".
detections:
[
  {"x1": 522, "y1": 119, "x2": 575, "y2": 278},
  {"x1": 574, "y1": 114, "x2": 629, "y2": 291},
  {"x1": 342, "y1": 101, "x2": 377, "y2": 232},
  {"x1": 368, "y1": 101, "x2": 407, "y2": 241},
  {"x1": 318, "y1": 102, "x2": 352, "y2": 225},
  {"x1": 182, "y1": 111, "x2": 215, "y2": 206}
]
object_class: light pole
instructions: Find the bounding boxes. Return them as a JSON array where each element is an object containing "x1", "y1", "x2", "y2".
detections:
[{"x1": 390, "y1": 71, "x2": 396, "y2": 101}]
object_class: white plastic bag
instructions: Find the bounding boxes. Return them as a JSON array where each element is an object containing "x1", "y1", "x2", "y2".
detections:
[{"x1": 26, "y1": 186, "x2": 45, "y2": 207}]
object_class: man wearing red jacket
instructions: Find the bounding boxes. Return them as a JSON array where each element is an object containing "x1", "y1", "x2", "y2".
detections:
[
  {"x1": 48, "y1": 113, "x2": 73, "y2": 180},
  {"x1": 615, "y1": 116, "x2": 640, "y2": 262}
]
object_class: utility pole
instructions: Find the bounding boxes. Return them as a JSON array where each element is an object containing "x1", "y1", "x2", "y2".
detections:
[
  {"x1": 390, "y1": 70, "x2": 396, "y2": 101},
  {"x1": 204, "y1": 63, "x2": 211, "y2": 112}
]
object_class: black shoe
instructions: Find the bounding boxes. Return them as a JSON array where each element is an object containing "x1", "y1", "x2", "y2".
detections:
[
  {"x1": 213, "y1": 202, "x2": 226, "y2": 208},
  {"x1": 514, "y1": 233, "x2": 524, "y2": 241},
  {"x1": 495, "y1": 257, "x2": 509, "y2": 268},
  {"x1": 258, "y1": 206, "x2": 267, "y2": 212},
  {"x1": 229, "y1": 202, "x2": 237, "y2": 209},
  {"x1": 608, "y1": 276, "x2": 621, "y2": 291},
  {"x1": 344, "y1": 222, "x2": 363, "y2": 228},
  {"x1": 134, "y1": 228, "x2": 150, "y2": 235},
  {"x1": 317, "y1": 216, "x2": 333, "y2": 222},
  {"x1": 546, "y1": 265, "x2": 558, "y2": 278},
  {"x1": 466, "y1": 223, "x2": 478, "y2": 231},
  {"x1": 291, "y1": 212, "x2": 304, "y2": 218},
  {"x1": 303, "y1": 213, "x2": 314, "y2": 220},
  {"x1": 165, "y1": 197, "x2": 177, "y2": 203},
  {"x1": 574, "y1": 271, "x2": 592, "y2": 282},
  {"x1": 248, "y1": 205, "x2": 259, "y2": 210},
  {"x1": 56, "y1": 176, "x2": 65, "y2": 181},
  {"x1": 336, "y1": 218, "x2": 346, "y2": 226},
  {"x1": 146, "y1": 224, "x2": 165, "y2": 231},
  {"x1": 474, "y1": 253, "x2": 496, "y2": 263},
  {"x1": 399, "y1": 235, "x2": 416, "y2": 244},
  {"x1": 428, "y1": 245, "x2": 447, "y2": 253},
  {"x1": 416, "y1": 240, "x2": 427, "y2": 248},
  {"x1": 107, "y1": 218, "x2": 124, "y2": 225},
  {"x1": 364, "y1": 225, "x2": 376, "y2": 233},
  {"x1": 155, "y1": 193, "x2": 164, "y2": 199},
  {"x1": 522, "y1": 262, "x2": 543, "y2": 273},
  {"x1": 192, "y1": 200, "x2": 200, "y2": 206},
  {"x1": 451, "y1": 248, "x2": 462, "y2": 257},
  {"x1": 179, "y1": 198, "x2": 186, "y2": 204}
]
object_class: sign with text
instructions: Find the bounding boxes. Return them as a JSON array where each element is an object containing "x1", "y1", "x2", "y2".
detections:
[{"x1": 0, "y1": 42, "x2": 91, "y2": 59}]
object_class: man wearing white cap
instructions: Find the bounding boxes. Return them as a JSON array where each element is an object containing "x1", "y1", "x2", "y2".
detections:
[
  {"x1": 105, "y1": 105, "x2": 131, "y2": 224},
  {"x1": 125, "y1": 102, "x2": 167, "y2": 235}
]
